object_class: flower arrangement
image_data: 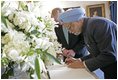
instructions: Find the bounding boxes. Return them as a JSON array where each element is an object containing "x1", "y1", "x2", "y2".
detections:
[{"x1": 1, "y1": 1, "x2": 62, "y2": 79}]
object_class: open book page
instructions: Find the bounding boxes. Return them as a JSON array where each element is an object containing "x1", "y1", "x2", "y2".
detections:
[{"x1": 46, "y1": 64, "x2": 98, "y2": 79}]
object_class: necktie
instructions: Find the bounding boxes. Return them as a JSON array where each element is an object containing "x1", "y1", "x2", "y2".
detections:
[{"x1": 62, "y1": 26, "x2": 69, "y2": 44}]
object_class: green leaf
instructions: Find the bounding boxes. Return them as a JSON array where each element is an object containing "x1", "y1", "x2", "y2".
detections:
[
  {"x1": 23, "y1": 5, "x2": 28, "y2": 11},
  {"x1": 7, "y1": 68, "x2": 14, "y2": 76},
  {"x1": 1, "y1": 73, "x2": 9, "y2": 79},
  {"x1": 27, "y1": 68, "x2": 34, "y2": 79},
  {"x1": 40, "y1": 52, "x2": 46, "y2": 62},
  {"x1": 36, "y1": 49, "x2": 42, "y2": 54},
  {"x1": 27, "y1": 49, "x2": 34, "y2": 56},
  {"x1": 31, "y1": 30, "x2": 38, "y2": 34},
  {"x1": 1, "y1": 57, "x2": 9, "y2": 66},
  {"x1": 37, "y1": 17, "x2": 43, "y2": 22},
  {"x1": 35, "y1": 57, "x2": 41, "y2": 79},
  {"x1": 1, "y1": 15, "x2": 7, "y2": 27},
  {"x1": 26, "y1": 32, "x2": 30, "y2": 37},
  {"x1": 19, "y1": 1, "x2": 28, "y2": 11},
  {"x1": 45, "y1": 53, "x2": 61, "y2": 64},
  {"x1": 1, "y1": 1, "x2": 4, "y2": 7}
]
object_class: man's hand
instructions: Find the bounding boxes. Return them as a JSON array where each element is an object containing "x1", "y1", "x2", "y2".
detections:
[
  {"x1": 65, "y1": 57, "x2": 85, "y2": 68},
  {"x1": 68, "y1": 50, "x2": 75, "y2": 57},
  {"x1": 62, "y1": 49, "x2": 75, "y2": 57},
  {"x1": 62, "y1": 49, "x2": 69, "y2": 57},
  {"x1": 65, "y1": 57, "x2": 76, "y2": 64}
]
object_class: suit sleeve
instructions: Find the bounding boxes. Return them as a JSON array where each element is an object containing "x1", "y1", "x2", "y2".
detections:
[
  {"x1": 84, "y1": 21, "x2": 117, "y2": 72},
  {"x1": 54, "y1": 27, "x2": 62, "y2": 44},
  {"x1": 73, "y1": 34, "x2": 88, "y2": 58},
  {"x1": 80, "y1": 54, "x2": 92, "y2": 61}
]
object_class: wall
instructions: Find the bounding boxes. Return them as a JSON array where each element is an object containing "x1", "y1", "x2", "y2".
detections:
[{"x1": 40, "y1": 1, "x2": 110, "y2": 19}]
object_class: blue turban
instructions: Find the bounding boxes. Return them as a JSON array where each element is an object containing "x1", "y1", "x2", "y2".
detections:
[{"x1": 59, "y1": 8, "x2": 86, "y2": 23}]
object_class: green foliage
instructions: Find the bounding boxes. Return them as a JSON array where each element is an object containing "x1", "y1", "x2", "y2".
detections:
[
  {"x1": 1, "y1": 61, "x2": 14, "y2": 79},
  {"x1": 45, "y1": 52, "x2": 61, "y2": 64},
  {"x1": 1, "y1": 15, "x2": 7, "y2": 27},
  {"x1": 31, "y1": 30, "x2": 38, "y2": 34},
  {"x1": 37, "y1": 17, "x2": 43, "y2": 22},
  {"x1": 36, "y1": 49, "x2": 42, "y2": 54},
  {"x1": 37, "y1": 48, "x2": 61, "y2": 65},
  {"x1": 14, "y1": 26, "x2": 25, "y2": 32},
  {"x1": 1, "y1": 1, "x2": 4, "y2": 7},
  {"x1": 19, "y1": 1, "x2": 28, "y2": 11},
  {"x1": 1, "y1": 1, "x2": 61, "y2": 79},
  {"x1": 27, "y1": 68, "x2": 34, "y2": 79},
  {"x1": 35, "y1": 57, "x2": 41, "y2": 79},
  {"x1": 30, "y1": 27, "x2": 41, "y2": 38},
  {"x1": 1, "y1": 57, "x2": 9, "y2": 66},
  {"x1": 1, "y1": 31, "x2": 7, "y2": 36},
  {"x1": 27, "y1": 49, "x2": 34, "y2": 56}
]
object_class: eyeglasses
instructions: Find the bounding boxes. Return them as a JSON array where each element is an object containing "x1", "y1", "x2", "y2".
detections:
[{"x1": 63, "y1": 22, "x2": 73, "y2": 30}]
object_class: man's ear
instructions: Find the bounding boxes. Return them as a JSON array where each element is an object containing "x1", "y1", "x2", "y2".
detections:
[
  {"x1": 76, "y1": 19, "x2": 82, "y2": 24},
  {"x1": 79, "y1": 19, "x2": 84, "y2": 23}
]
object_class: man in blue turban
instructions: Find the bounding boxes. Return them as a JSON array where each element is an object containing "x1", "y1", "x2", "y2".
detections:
[
  {"x1": 51, "y1": 8, "x2": 88, "y2": 59},
  {"x1": 59, "y1": 7, "x2": 117, "y2": 79}
]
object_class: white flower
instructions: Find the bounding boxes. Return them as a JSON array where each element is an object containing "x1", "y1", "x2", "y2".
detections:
[
  {"x1": 35, "y1": 38, "x2": 53, "y2": 51},
  {"x1": 8, "y1": 49, "x2": 25, "y2": 62},
  {"x1": 11, "y1": 11, "x2": 40, "y2": 32},
  {"x1": 46, "y1": 31, "x2": 57, "y2": 40},
  {"x1": 39, "y1": 57, "x2": 47, "y2": 73},
  {"x1": 8, "y1": 49, "x2": 19, "y2": 61},
  {"x1": 31, "y1": 72, "x2": 38, "y2": 79},
  {"x1": 1, "y1": 22, "x2": 8, "y2": 32},
  {"x1": 28, "y1": 12, "x2": 39, "y2": 25},
  {"x1": 27, "y1": 1, "x2": 41, "y2": 17},
  {"x1": 9, "y1": 49, "x2": 18, "y2": 56},
  {"x1": 53, "y1": 41, "x2": 62, "y2": 53},
  {"x1": 2, "y1": 33, "x2": 12, "y2": 44},
  {"x1": 3, "y1": 41, "x2": 29, "y2": 62},
  {"x1": 19, "y1": 20, "x2": 31, "y2": 32},
  {"x1": 6, "y1": 19, "x2": 15, "y2": 29},
  {"x1": 37, "y1": 22, "x2": 45, "y2": 32},
  {"x1": 21, "y1": 53, "x2": 38, "y2": 72},
  {"x1": 2, "y1": 30, "x2": 30, "y2": 62},
  {"x1": 31, "y1": 56, "x2": 47, "y2": 79},
  {"x1": 1, "y1": 1, "x2": 19, "y2": 16},
  {"x1": 1, "y1": 1, "x2": 64, "y2": 79},
  {"x1": 2, "y1": 29, "x2": 27, "y2": 44},
  {"x1": 47, "y1": 47, "x2": 56, "y2": 57},
  {"x1": 8, "y1": 13, "x2": 15, "y2": 21},
  {"x1": 13, "y1": 12, "x2": 27, "y2": 26}
]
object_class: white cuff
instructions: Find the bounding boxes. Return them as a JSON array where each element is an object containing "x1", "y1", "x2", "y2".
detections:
[
  {"x1": 78, "y1": 58, "x2": 82, "y2": 62},
  {"x1": 62, "y1": 48, "x2": 65, "y2": 51}
]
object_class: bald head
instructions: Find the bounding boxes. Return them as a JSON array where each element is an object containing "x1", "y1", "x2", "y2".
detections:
[{"x1": 51, "y1": 8, "x2": 64, "y2": 22}]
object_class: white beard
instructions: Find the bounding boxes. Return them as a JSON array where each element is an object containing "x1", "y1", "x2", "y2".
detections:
[
  {"x1": 73, "y1": 32, "x2": 81, "y2": 35},
  {"x1": 71, "y1": 29, "x2": 81, "y2": 35},
  {"x1": 69, "y1": 30, "x2": 81, "y2": 35}
]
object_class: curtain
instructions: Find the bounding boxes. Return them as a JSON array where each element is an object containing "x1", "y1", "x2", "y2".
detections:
[{"x1": 110, "y1": 1, "x2": 117, "y2": 24}]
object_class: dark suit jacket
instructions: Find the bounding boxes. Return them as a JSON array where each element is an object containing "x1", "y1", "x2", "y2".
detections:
[
  {"x1": 81, "y1": 17, "x2": 117, "y2": 78},
  {"x1": 54, "y1": 24, "x2": 87, "y2": 58}
]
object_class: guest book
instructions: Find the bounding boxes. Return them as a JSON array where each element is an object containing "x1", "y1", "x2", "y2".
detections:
[{"x1": 47, "y1": 64, "x2": 98, "y2": 79}]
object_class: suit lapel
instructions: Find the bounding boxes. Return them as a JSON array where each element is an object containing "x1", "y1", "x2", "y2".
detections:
[
  {"x1": 58, "y1": 26, "x2": 69, "y2": 47},
  {"x1": 69, "y1": 33, "x2": 79, "y2": 48}
]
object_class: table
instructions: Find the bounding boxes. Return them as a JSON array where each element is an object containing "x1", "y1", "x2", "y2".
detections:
[{"x1": 46, "y1": 64, "x2": 98, "y2": 79}]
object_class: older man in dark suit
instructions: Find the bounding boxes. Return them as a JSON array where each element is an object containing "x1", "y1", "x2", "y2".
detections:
[{"x1": 59, "y1": 8, "x2": 117, "y2": 79}]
